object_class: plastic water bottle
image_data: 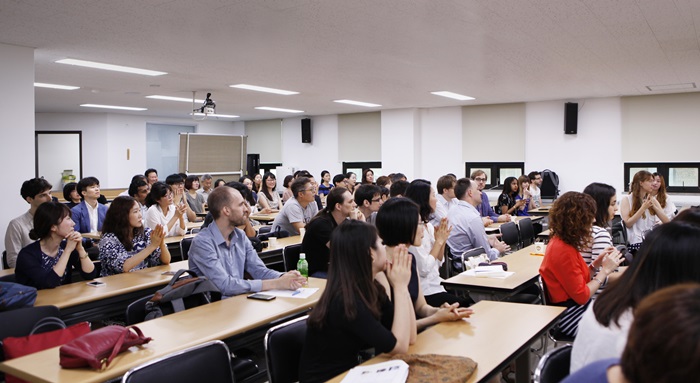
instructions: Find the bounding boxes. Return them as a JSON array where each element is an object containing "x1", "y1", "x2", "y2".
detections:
[{"x1": 297, "y1": 253, "x2": 309, "y2": 280}]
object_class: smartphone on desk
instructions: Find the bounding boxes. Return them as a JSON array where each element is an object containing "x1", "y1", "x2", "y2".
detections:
[
  {"x1": 247, "y1": 293, "x2": 276, "y2": 301},
  {"x1": 86, "y1": 281, "x2": 106, "y2": 287}
]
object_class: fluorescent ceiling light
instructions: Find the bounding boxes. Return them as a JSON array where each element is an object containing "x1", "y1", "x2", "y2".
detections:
[
  {"x1": 80, "y1": 104, "x2": 147, "y2": 111},
  {"x1": 333, "y1": 99, "x2": 382, "y2": 107},
  {"x1": 56, "y1": 58, "x2": 167, "y2": 76},
  {"x1": 430, "y1": 91, "x2": 475, "y2": 101},
  {"x1": 34, "y1": 82, "x2": 80, "y2": 90},
  {"x1": 255, "y1": 106, "x2": 305, "y2": 113},
  {"x1": 231, "y1": 84, "x2": 299, "y2": 95},
  {"x1": 147, "y1": 95, "x2": 205, "y2": 103},
  {"x1": 646, "y1": 83, "x2": 696, "y2": 91},
  {"x1": 190, "y1": 113, "x2": 240, "y2": 119}
]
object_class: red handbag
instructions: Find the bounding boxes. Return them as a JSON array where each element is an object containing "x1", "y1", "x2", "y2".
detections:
[
  {"x1": 59, "y1": 325, "x2": 152, "y2": 370},
  {"x1": 2, "y1": 320, "x2": 91, "y2": 383}
]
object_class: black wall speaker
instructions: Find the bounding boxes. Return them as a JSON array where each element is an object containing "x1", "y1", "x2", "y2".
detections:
[
  {"x1": 246, "y1": 153, "x2": 260, "y2": 176},
  {"x1": 565, "y1": 102, "x2": 578, "y2": 134},
  {"x1": 301, "y1": 118, "x2": 312, "y2": 143}
]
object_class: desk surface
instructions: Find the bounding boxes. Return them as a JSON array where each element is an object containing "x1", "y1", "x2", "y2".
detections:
[
  {"x1": 1, "y1": 278, "x2": 326, "y2": 383},
  {"x1": 328, "y1": 300, "x2": 564, "y2": 383},
  {"x1": 442, "y1": 245, "x2": 543, "y2": 293},
  {"x1": 249, "y1": 212, "x2": 278, "y2": 221},
  {"x1": 0, "y1": 268, "x2": 14, "y2": 277},
  {"x1": 262, "y1": 235, "x2": 302, "y2": 254},
  {"x1": 35, "y1": 261, "x2": 189, "y2": 310}
]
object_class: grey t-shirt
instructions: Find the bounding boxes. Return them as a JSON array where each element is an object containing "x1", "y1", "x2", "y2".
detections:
[{"x1": 271, "y1": 197, "x2": 318, "y2": 235}]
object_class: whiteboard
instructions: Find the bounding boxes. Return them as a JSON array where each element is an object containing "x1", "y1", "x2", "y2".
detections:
[{"x1": 36, "y1": 131, "x2": 82, "y2": 191}]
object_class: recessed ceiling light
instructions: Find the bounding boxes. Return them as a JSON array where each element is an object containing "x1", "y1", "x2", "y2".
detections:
[
  {"x1": 430, "y1": 91, "x2": 475, "y2": 101},
  {"x1": 80, "y1": 104, "x2": 147, "y2": 111},
  {"x1": 333, "y1": 99, "x2": 382, "y2": 107},
  {"x1": 147, "y1": 95, "x2": 205, "y2": 103},
  {"x1": 190, "y1": 113, "x2": 240, "y2": 119},
  {"x1": 231, "y1": 84, "x2": 299, "y2": 95},
  {"x1": 254, "y1": 106, "x2": 305, "y2": 113},
  {"x1": 34, "y1": 82, "x2": 80, "y2": 90},
  {"x1": 646, "y1": 83, "x2": 696, "y2": 91},
  {"x1": 56, "y1": 59, "x2": 167, "y2": 76}
]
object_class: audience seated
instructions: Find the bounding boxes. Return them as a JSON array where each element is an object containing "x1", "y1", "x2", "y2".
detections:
[
  {"x1": 100, "y1": 196, "x2": 171, "y2": 276},
  {"x1": 470, "y1": 170, "x2": 509, "y2": 225},
  {"x1": 497, "y1": 176, "x2": 525, "y2": 216},
  {"x1": 238, "y1": 176, "x2": 258, "y2": 204},
  {"x1": 580, "y1": 183, "x2": 617, "y2": 265},
  {"x1": 446, "y1": 178, "x2": 509, "y2": 261},
  {"x1": 272, "y1": 177, "x2": 319, "y2": 236},
  {"x1": 332, "y1": 174, "x2": 348, "y2": 190},
  {"x1": 539, "y1": 192, "x2": 623, "y2": 339},
  {"x1": 571, "y1": 211, "x2": 700, "y2": 372},
  {"x1": 145, "y1": 168, "x2": 158, "y2": 185},
  {"x1": 214, "y1": 178, "x2": 226, "y2": 188},
  {"x1": 376, "y1": 197, "x2": 472, "y2": 331},
  {"x1": 281, "y1": 174, "x2": 295, "y2": 203},
  {"x1": 300, "y1": 220, "x2": 416, "y2": 383},
  {"x1": 376, "y1": 175, "x2": 391, "y2": 190},
  {"x1": 197, "y1": 173, "x2": 214, "y2": 200},
  {"x1": 317, "y1": 170, "x2": 333, "y2": 196},
  {"x1": 431, "y1": 174, "x2": 457, "y2": 227},
  {"x1": 185, "y1": 175, "x2": 206, "y2": 214},
  {"x1": 404, "y1": 180, "x2": 472, "y2": 308},
  {"x1": 354, "y1": 184, "x2": 382, "y2": 225},
  {"x1": 620, "y1": 170, "x2": 674, "y2": 253},
  {"x1": 389, "y1": 180, "x2": 409, "y2": 198},
  {"x1": 165, "y1": 174, "x2": 197, "y2": 222},
  {"x1": 15, "y1": 201, "x2": 96, "y2": 288},
  {"x1": 515, "y1": 175, "x2": 535, "y2": 216},
  {"x1": 71, "y1": 176, "x2": 108, "y2": 234},
  {"x1": 564, "y1": 283, "x2": 700, "y2": 383},
  {"x1": 145, "y1": 182, "x2": 187, "y2": 237},
  {"x1": 119, "y1": 175, "x2": 147, "y2": 197},
  {"x1": 128, "y1": 178, "x2": 150, "y2": 224},
  {"x1": 5, "y1": 178, "x2": 53, "y2": 268},
  {"x1": 188, "y1": 186, "x2": 305, "y2": 297},
  {"x1": 361, "y1": 168, "x2": 375, "y2": 185},
  {"x1": 345, "y1": 171, "x2": 358, "y2": 192},
  {"x1": 528, "y1": 171, "x2": 543, "y2": 208},
  {"x1": 257, "y1": 172, "x2": 282, "y2": 212},
  {"x1": 252, "y1": 173, "x2": 263, "y2": 194},
  {"x1": 301, "y1": 187, "x2": 362, "y2": 278}
]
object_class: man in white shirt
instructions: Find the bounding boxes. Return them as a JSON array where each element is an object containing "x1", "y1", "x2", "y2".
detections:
[
  {"x1": 528, "y1": 171, "x2": 543, "y2": 208},
  {"x1": 430, "y1": 174, "x2": 457, "y2": 227},
  {"x1": 4, "y1": 178, "x2": 53, "y2": 268},
  {"x1": 128, "y1": 178, "x2": 150, "y2": 223},
  {"x1": 197, "y1": 173, "x2": 213, "y2": 200},
  {"x1": 71, "y1": 177, "x2": 108, "y2": 234}
]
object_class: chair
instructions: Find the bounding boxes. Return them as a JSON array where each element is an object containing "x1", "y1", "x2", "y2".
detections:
[
  {"x1": 533, "y1": 344, "x2": 572, "y2": 383},
  {"x1": 519, "y1": 218, "x2": 535, "y2": 247},
  {"x1": 499, "y1": 222, "x2": 520, "y2": 250},
  {"x1": 125, "y1": 294, "x2": 154, "y2": 325},
  {"x1": 180, "y1": 237, "x2": 194, "y2": 260},
  {"x1": 538, "y1": 276, "x2": 575, "y2": 348},
  {"x1": 258, "y1": 226, "x2": 272, "y2": 235},
  {"x1": 264, "y1": 315, "x2": 308, "y2": 383},
  {"x1": 122, "y1": 340, "x2": 235, "y2": 383},
  {"x1": 0, "y1": 305, "x2": 61, "y2": 375},
  {"x1": 458, "y1": 246, "x2": 487, "y2": 272},
  {"x1": 282, "y1": 244, "x2": 301, "y2": 272},
  {"x1": 2, "y1": 250, "x2": 8, "y2": 269}
]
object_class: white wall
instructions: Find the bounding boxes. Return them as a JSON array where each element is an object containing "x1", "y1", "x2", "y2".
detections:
[
  {"x1": 381, "y1": 109, "x2": 420, "y2": 179},
  {"x1": 525, "y1": 97, "x2": 623, "y2": 194},
  {"x1": 419, "y1": 107, "x2": 463, "y2": 182},
  {"x1": 1, "y1": 43, "x2": 35, "y2": 260},
  {"x1": 280, "y1": 115, "x2": 342, "y2": 180}
]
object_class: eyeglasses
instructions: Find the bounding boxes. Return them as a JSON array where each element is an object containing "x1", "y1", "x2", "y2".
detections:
[{"x1": 474, "y1": 177, "x2": 487, "y2": 182}]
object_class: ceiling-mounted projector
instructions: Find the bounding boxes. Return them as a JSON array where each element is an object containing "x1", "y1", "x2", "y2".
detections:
[{"x1": 199, "y1": 92, "x2": 216, "y2": 114}]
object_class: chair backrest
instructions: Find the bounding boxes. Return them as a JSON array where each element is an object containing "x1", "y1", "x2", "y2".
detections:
[
  {"x1": 499, "y1": 222, "x2": 520, "y2": 249},
  {"x1": 533, "y1": 344, "x2": 572, "y2": 383},
  {"x1": 0, "y1": 273, "x2": 16, "y2": 283},
  {"x1": 0, "y1": 305, "x2": 61, "y2": 366},
  {"x1": 265, "y1": 315, "x2": 308, "y2": 383},
  {"x1": 282, "y1": 244, "x2": 302, "y2": 272},
  {"x1": 538, "y1": 275, "x2": 549, "y2": 305},
  {"x1": 2, "y1": 250, "x2": 8, "y2": 270},
  {"x1": 180, "y1": 237, "x2": 194, "y2": 260},
  {"x1": 125, "y1": 294, "x2": 155, "y2": 325},
  {"x1": 122, "y1": 340, "x2": 234, "y2": 383},
  {"x1": 519, "y1": 218, "x2": 535, "y2": 247}
]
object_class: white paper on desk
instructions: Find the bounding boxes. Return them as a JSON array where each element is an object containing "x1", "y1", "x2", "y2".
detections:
[
  {"x1": 264, "y1": 287, "x2": 318, "y2": 299},
  {"x1": 460, "y1": 265, "x2": 514, "y2": 279},
  {"x1": 341, "y1": 360, "x2": 409, "y2": 383}
]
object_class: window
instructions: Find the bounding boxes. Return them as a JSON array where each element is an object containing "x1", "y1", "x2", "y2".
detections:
[
  {"x1": 624, "y1": 163, "x2": 700, "y2": 193},
  {"x1": 465, "y1": 162, "x2": 525, "y2": 188},
  {"x1": 342, "y1": 162, "x2": 383, "y2": 180}
]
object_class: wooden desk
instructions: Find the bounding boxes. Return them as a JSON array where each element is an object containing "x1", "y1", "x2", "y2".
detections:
[
  {"x1": 0, "y1": 268, "x2": 15, "y2": 277},
  {"x1": 484, "y1": 216, "x2": 543, "y2": 233},
  {"x1": 441, "y1": 245, "x2": 543, "y2": 298},
  {"x1": 249, "y1": 212, "x2": 278, "y2": 222},
  {"x1": 0, "y1": 278, "x2": 326, "y2": 383},
  {"x1": 328, "y1": 300, "x2": 564, "y2": 383},
  {"x1": 258, "y1": 235, "x2": 303, "y2": 272},
  {"x1": 528, "y1": 205, "x2": 552, "y2": 216},
  {"x1": 81, "y1": 232, "x2": 101, "y2": 241},
  {"x1": 185, "y1": 221, "x2": 203, "y2": 231},
  {"x1": 35, "y1": 261, "x2": 189, "y2": 324},
  {"x1": 163, "y1": 233, "x2": 196, "y2": 245}
]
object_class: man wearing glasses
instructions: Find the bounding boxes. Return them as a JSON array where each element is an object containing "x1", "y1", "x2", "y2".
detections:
[
  {"x1": 470, "y1": 170, "x2": 510, "y2": 226},
  {"x1": 271, "y1": 177, "x2": 319, "y2": 236},
  {"x1": 354, "y1": 184, "x2": 383, "y2": 225},
  {"x1": 528, "y1": 171, "x2": 543, "y2": 208}
]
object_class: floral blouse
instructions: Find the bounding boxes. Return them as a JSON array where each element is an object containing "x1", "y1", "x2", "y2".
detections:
[{"x1": 99, "y1": 227, "x2": 161, "y2": 276}]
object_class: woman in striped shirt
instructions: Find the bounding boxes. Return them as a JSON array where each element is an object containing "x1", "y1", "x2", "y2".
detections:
[{"x1": 581, "y1": 183, "x2": 617, "y2": 265}]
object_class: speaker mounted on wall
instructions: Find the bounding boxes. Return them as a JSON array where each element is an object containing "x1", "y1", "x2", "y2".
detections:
[
  {"x1": 301, "y1": 118, "x2": 312, "y2": 143},
  {"x1": 564, "y1": 102, "x2": 578, "y2": 134}
]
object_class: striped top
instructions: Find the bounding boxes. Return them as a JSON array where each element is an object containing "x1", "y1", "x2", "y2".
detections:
[{"x1": 580, "y1": 226, "x2": 613, "y2": 265}]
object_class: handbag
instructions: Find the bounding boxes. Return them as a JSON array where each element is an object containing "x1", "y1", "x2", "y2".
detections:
[
  {"x1": 390, "y1": 354, "x2": 477, "y2": 383},
  {"x1": 59, "y1": 325, "x2": 152, "y2": 370},
  {"x1": 2, "y1": 319, "x2": 90, "y2": 383},
  {"x1": 0, "y1": 282, "x2": 37, "y2": 311}
]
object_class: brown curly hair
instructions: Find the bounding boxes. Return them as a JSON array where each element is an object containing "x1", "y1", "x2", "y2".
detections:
[{"x1": 549, "y1": 191, "x2": 596, "y2": 251}]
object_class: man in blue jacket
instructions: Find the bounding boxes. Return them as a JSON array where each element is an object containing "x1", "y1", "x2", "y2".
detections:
[{"x1": 71, "y1": 176, "x2": 107, "y2": 234}]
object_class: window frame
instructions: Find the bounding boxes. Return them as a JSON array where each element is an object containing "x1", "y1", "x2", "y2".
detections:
[
  {"x1": 464, "y1": 162, "x2": 525, "y2": 188},
  {"x1": 624, "y1": 162, "x2": 700, "y2": 193}
]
